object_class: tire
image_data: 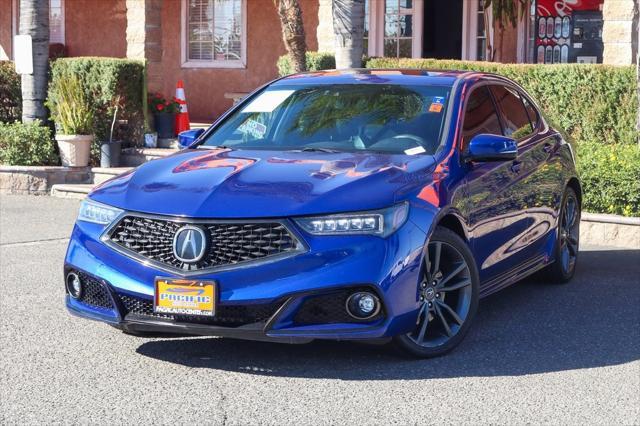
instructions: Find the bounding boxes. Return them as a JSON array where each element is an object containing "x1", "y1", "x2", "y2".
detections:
[
  {"x1": 393, "y1": 226, "x2": 480, "y2": 358},
  {"x1": 542, "y1": 186, "x2": 580, "y2": 284}
]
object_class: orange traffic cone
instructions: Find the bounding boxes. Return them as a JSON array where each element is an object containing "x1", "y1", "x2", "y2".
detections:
[{"x1": 175, "y1": 80, "x2": 190, "y2": 135}]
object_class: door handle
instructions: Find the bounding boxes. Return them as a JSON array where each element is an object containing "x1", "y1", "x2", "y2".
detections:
[
  {"x1": 510, "y1": 161, "x2": 522, "y2": 174},
  {"x1": 543, "y1": 142, "x2": 553, "y2": 153}
]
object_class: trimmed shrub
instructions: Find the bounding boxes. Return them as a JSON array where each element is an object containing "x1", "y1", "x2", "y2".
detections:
[
  {"x1": 0, "y1": 121, "x2": 58, "y2": 166},
  {"x1": 0, "y1": 61, "x2": 21, "y2": 123},
  {"x1": 277, "y1": 52, "x2": 336, "y2": 76},
  {"x1": 365, "y1": 58, "x2": 638, "y2": 147},
  {"x1": 578, "y1": 141, "x2": 640, "y2": 217},
  {"x1": 49, "y1": 57, "x2": 145, "y2": 151}
]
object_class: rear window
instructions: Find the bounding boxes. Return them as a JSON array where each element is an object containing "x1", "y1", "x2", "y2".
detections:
[{"x1": 199, "y1": 84, "x2": 452, "y2": 155}]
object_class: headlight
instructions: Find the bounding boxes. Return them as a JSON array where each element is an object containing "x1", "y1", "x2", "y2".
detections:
[
  {"x1": 295, "y1": 203, "x2": 409, "y2": 237},
  {"x1": 77, "y1": 199, "x2": 123, "y2": 225}
]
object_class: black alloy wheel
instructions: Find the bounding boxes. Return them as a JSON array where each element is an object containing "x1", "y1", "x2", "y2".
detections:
[
  {"x1": 393, "y1": 227, "x2": 479, "y2": 358},
  {"x1": 544, "y1": 186, "x2": 580, "y2": 283}
]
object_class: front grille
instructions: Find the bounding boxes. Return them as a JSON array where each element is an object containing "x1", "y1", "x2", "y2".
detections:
[
  {"x1": 118, "y1": 294, "x2": 282, "y2": 327},
  {"x1": 107, "y1": 215, "x2": 300, "y2": 272},
  {"x1": 77, "y1": 272, "x2": 114, "y2": 310},
  {"x1": 293, "y1": 288, "x2": 385, "y2": 325}
]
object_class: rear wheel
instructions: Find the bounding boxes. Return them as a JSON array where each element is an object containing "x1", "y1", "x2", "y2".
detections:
[
  {"x1": 543, "y1": 186, "x2": 580, "y2": 283},
  {"x1": 393, "y1": 227, "x2": 479, "y2": 358}
]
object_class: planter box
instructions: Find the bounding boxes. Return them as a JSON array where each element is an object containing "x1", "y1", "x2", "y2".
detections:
[{"x1": 0, "y1": 165, "x2": 91, "y2": 195}]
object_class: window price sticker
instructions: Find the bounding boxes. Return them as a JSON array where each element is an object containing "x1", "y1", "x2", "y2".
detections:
[{"x1": 428, "y1": 96, "x2": 445, "y2": 113}]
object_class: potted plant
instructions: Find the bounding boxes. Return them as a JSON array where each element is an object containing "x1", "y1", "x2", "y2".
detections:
[
  {"x1": 148, "y1": 93, "x2": 180, "y2": 139},
  {"x1": 47, "y1": 74, "x2": 94, "y2": 167},
  {"x1": 99, "y1": 96, "x2": 122, "y2": 168}
]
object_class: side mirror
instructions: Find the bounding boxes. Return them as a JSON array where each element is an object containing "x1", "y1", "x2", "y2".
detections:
[
  {"x1": 178, "y1": 128, "x2": 205, "y2": 148},
  {"x1": 465, "y1": 134, "x2": 517, "y2": 162}
]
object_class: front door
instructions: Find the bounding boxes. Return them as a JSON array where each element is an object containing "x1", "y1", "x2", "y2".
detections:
[{"x1": 459, "y1": 85, "x2": 521, "y2": 284}]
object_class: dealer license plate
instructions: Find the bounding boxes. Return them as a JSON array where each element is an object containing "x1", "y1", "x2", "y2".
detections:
[{"x1": 154, "y1": 278, "x2": 216, "y2": 317}]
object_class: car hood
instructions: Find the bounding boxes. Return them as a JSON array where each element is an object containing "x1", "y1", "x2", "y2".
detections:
[{"x1": 90, "y1": 148, "x2": 436, "y2": 218}]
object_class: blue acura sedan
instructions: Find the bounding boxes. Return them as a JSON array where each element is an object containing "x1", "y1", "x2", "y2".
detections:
[{"x1": 64, "y1": 69, "x2": 581, "y2": 357}]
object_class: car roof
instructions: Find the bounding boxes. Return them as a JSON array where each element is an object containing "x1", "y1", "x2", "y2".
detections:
[{"x1": 273, "y1": 68, "x2": 509, "y2": 88}]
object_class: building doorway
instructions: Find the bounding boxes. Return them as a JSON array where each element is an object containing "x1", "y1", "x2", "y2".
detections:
[{"x1": 422, "y1": 0, "x2": 463, "y2": 59}]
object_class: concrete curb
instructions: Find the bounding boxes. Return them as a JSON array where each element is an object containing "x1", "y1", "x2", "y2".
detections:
[{"x1": 580, "y1": 213, "x2": 639, "y2": 249}]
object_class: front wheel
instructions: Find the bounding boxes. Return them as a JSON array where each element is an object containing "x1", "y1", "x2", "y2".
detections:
[{"x1": 393, "y1": 227, "x2": 479, "y2": 358}]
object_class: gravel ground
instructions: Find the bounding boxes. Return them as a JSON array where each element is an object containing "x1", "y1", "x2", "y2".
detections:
[{"x1": 1, "y1": 194, "x2": 639, "y2": 425}]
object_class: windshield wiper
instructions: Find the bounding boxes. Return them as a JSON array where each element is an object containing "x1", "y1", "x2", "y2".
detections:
[{"x1": 298, "y1": 147, "x2": 341, "y2": 153}]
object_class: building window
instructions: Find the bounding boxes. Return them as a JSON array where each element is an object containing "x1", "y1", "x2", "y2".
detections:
[
  {"x1": 49, "y1": 0, "x2": 65, "y2": 44},
  {"x1": 476, "y1": 0, "x2": 487, "y2": 61},
  {"x1": 182, "y1": 0, "x2": 246, "y2": 68},
  {"x1": 384, "y1": 0, "x2": 414, "y2": 57}
]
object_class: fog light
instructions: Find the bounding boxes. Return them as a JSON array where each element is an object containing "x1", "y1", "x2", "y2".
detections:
[
  {"x1": 346, "y1": 292, "x2": 380, "y2": 320},
  {"x1": 66, "y1": 272, "x2": 82, "y2": 299}
]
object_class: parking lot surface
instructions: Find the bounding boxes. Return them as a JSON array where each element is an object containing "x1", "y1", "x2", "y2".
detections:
[{"x1": 1, "y1": 195, "x2": 638, "y2": 424}]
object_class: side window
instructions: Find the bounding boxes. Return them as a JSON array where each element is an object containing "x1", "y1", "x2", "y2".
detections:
[
  {"x1": 521, "y1": 95, "x2": 539, "y2": 131},
  {"x1": 490, "y1": 85, "x2": 533, "y2": 139},
  {"x1": 461, "y1": 86, "x2": 503, "y2": 152}
]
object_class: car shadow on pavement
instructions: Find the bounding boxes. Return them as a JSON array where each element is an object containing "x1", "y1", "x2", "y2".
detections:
[{"x1": 136, "y1": 248, "x2": 640, "y2": 380}]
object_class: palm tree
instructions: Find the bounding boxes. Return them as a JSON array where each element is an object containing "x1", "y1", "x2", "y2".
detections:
[
  {"x1": 483, "y1": 0, "x2": 526, "y2": 62},
  {"x1": 332, "y1": 0, "x2": 365, "y2": 69},
  {"x1": 274, "y1": 0, "x2": 307, "y2": 73},
  {"x1": 19, "y1": 0, "x2": 49, "y2": 123}
]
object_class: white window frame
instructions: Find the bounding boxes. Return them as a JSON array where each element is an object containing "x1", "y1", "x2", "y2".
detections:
[
  {"x1": 49, "y1": 0, "x2": 65, "y2": 45},
  {"x1": 462, "y1": 0, "x2": 488, "y2": 60},
  {"x1": 180, "y1": 0, "x2": 247, "y2": 69},
  {"x1": 367, "y1": 0, "x2": 423, "y2": 59}
]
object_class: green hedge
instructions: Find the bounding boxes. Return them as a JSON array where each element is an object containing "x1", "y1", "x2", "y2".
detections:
[
  {"x1": 0, "y1": 121, "x2": 58, "y2": 166},
  {"x1": 578, "y1": 141, "x2": 640, "y2": 216},
  {"x1": 277, "y1": 52, "x2": 336, "y2": 76},
  {"x1": 49, "y1": 58, "x2": 145, "y2": 157},
  {"x1": 0, "y1": 61, "x2": 21, "y2": 123}
]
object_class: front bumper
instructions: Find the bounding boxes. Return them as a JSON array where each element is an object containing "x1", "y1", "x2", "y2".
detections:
[{"x1": 64, "y1": 210, "x2": 430, "y2": 342}]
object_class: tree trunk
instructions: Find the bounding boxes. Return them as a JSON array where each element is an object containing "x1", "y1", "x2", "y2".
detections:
[
  {"x1": 332, "y1": 0, "x2": 365, "y2": 69},
  {"x1": 274, "y1": 0, "x2": 307, "y2": 73},
  {"x1": 19, "y1": 0, "x2": 49, "y2": 123}
]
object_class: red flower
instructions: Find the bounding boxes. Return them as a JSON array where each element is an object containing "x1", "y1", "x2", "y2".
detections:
[
  {"x1": 156, "y1": 104, "x2": 164, "y2": 111},
  {"x1": 155, "y1": 93, "x2": 162, "y2": 99}
]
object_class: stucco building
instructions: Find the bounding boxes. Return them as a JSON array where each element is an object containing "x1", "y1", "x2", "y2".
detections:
[{"x1": 1, "y1": 0, "x2": 637, "y2": 121}]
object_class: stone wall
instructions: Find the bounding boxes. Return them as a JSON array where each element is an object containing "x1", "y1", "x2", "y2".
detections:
[
  {"x1": 603, "y1": 0, "x2": 638, "y2": 65},
  {"x1": 126, "y1": 0, "x2": 163, "y2": 92},
  {"x1": 0, "y1": 166, "x2": 91, "y2": 195}
]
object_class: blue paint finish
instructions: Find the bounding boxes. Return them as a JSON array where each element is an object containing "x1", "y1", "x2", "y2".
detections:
[{"x1": 64, "y1": 70, "x2": 580, "y2": 341}]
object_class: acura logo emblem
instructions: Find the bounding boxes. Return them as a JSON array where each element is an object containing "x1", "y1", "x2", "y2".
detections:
[{"x1": 173, "y1": 226, "x2": 208, "y2": 263}]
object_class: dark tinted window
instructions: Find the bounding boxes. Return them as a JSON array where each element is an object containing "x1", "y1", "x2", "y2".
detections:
[
  {"x1": 521, "y1": 95, "x2": 539, "y2": 130},
  {"x1": 490, "y1": 85, "x2": 533, "y2": 139},
  {"x1": 461, "y1": 86, "x2": 502, "y2": 151}
]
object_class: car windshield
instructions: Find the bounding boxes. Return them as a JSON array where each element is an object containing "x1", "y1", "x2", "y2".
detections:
[{"x1": 198, "y1": 83, "x2": 451, "y2": 155}]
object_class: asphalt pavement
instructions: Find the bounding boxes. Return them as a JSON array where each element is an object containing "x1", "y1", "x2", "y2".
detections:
[{"x1": 1, "y1": 194, "x2": 639, "y2": 425}]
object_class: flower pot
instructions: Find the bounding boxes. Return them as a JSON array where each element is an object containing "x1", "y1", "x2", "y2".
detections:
[
  {"x1": 55, "y1": 134, "x2": 93, "y2": 167},
  {"x1": 154, "y1": 113, "x2": 176, "y2": 139},
  {"x1": 100, "y1": 140, "x2": 122, "y2": 168}
]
